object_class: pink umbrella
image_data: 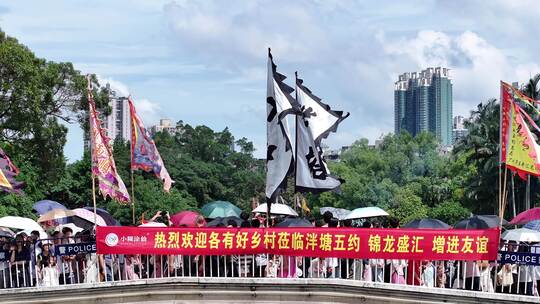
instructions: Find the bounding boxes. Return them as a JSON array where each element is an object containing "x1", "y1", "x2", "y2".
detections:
[
  {"x1": 170, "y1": 211, "x2": 203, "y2": 227},
  {"x1": 509, "y1": 207, "x2": 540, "y2": 225},
  {"x1": 72, "y1": 208, "x2": 107, "y2": 226}
]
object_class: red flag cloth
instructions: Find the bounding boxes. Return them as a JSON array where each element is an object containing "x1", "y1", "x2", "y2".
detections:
[
  {"x1": 0, "y1": 147, "x2": 23, "y2": 193},
  {"x1": 129, "y1": 98, "x2": 173, "y2": 192},
  {"x1": 88, "y1": 86, "x2": 130, "y2": 204},
  {"x1": 97, "y1": 226, "x2": 499, "y2": 261}
]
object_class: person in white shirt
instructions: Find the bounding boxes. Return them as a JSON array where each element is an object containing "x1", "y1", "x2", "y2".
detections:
[{"x1": 421, "y1": 260, "x2": 435, "y2": 288}]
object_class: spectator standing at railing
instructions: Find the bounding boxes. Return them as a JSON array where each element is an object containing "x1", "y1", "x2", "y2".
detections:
[
  {"x1": 478, "y1": 260, "x2": 493, "y2": 292},
  {"x1": 496, "y1": 263, "x2": 514, "y2": 293},
  {"x1": 322, "y1": 211, "x2": 333, "y2": 227},
  {"x1": 390, "y1": 259, "x2": 407, "y2": 284},
  {"x1": 436, "y1": 263, "x2": 446, "y2": 288},
  {"x1": 194, "y1": 216, "x2": 208, "y2": 277},
  {"x1": 9, "y1": 234, "x2": 31, "y2": 287},
  {"x1": 29, "y1": 230, "x2": 41, "y2": 287},
  {"x1": 37, "y1": 240, "x2": 58, "y2": 287},
  {"x1": 517, "y1": 245, "x2": 534, "y2": 296},
  {"x1": 463, "y1": 260, "x2": 481, "y2": 291},
  {"x1": 325, "y1": 218, "x2": 339, "y2": 278},
  {"x1": 0, "y1": 236, "x2": 10, "y2": 288},
  {"x1": 420, "y1": 260, "x2": 435, "y2": 288},
  {"x1": 59, "y1": 227, "x2": 75, "y2": 285},
  {"x1": 253, "y1": 219, "x2": 268, "y2": 278},
  {"x1": 340, "y1": 219, "x2": 353, "y2": 279}
]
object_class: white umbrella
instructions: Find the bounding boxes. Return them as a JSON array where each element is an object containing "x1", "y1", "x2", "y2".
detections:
[
  {"x1": 320, "y1": 207, "x2": 351, "y2": 220},
  {"x1": 139, "y1": 222, "x2": 167, "y2": 227},
  {"x1": 344, "y1": 207, "x2": 389, "y2": 220},
  {"x1": 0, "y1": 216, "x2": 43, "y2": 231},
  {"x1": 72, "y1": 208, "x2": 107, "y2": 226},
  {"x1": 18, "y1": 228, "x2": 48, "y2": 239},
  {"x1": 502, "y1": 228, "x2": 540, "y2": 242},
  {"x1": 253, "y1": 203, "x2": 299, "y2": 216},
  {"x1": 56, "y1": 223, "x2": 84, "y2": 235}
]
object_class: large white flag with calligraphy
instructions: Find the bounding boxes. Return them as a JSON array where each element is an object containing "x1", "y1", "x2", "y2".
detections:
[
  {"x1": 265, "y1": 49, "x2": 296, "y2": 203},
  {"x1": 295, "y1": 75, "x2": 349, "y2": 193}
]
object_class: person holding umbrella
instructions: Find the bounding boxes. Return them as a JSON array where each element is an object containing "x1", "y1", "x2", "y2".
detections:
[{"x1": 9, "y1": 234, "x2": 30, "y2": 287}]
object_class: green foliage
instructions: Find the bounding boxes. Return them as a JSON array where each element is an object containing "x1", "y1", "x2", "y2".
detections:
[
  {"x1": 428, "y1": 201, "x2": 471, "y2": 226},
  {"x1": 389, "y1": 188, "x2": 428, "y2": 225},
  {"x1": 308, "y1": 131, "x2": 472, "y2": 224}
]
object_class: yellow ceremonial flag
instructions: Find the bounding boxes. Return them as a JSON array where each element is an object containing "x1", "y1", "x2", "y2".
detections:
[
  {"x1": 0, "y1": 170, "x2": 12, "y2": 189},
  {"x1": 501, "y1": 82, "x2": 540, "y2": 179},
  {"x1": 301, "y1": 198, "x2": 311, "y2": 214}
]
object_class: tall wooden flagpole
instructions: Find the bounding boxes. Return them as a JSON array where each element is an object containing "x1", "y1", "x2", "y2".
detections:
[
  {"x1": 88, "y1": 75, "x2": 98, "y2": 233},
  {"x1": 498, "y1": 83, "x2": 503, "y2": 225},
  {"x1": 131, "y1": 170, "x2": 136, "y2": 225},
  {"x1": 92, "y1": 174, "x2": 97, "y2": 232}
]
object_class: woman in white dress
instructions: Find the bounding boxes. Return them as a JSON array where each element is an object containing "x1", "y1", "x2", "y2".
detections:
[{"x1": 37, "y1": 241, "x2": 59, "y2": 287}]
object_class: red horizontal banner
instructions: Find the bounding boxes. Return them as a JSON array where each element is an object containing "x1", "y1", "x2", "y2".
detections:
[{"x1": 96, "y1": 226, "x2": 500, "y2": 260}]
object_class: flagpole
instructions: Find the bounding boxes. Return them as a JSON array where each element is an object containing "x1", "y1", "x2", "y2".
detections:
[
  {"x1": 498, "y1": 82, "x2": 503, "y2": 225},
  {"x1": 92, "y1": 174, "x2": 97, "y2": 232},
  {"x1": 294, "y1": 71, "x2": 300, "y2": 217},
  {"x1": 87, "y1": 74, "x2": 98, "y2": 234},
  {"x1": 501, "y1": 166, "x2": 508, "y2": 221},
  {"x1": 294, "y1": 72, "x2": 300, "y2": 190},
  {"x1": 266, "y1": 48, "x2": 272, "y2": 227},
  {"x1": 131, "y1": 170, "x2": 135, "y2": 225}
]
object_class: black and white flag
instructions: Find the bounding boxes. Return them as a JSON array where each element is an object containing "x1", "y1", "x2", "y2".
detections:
[
  {"x1": 295, "y1": 76, "x2": 349, "y2": 193},
  {"x1": 266, "y1": 50, "x2": 297, "y2": 203}
]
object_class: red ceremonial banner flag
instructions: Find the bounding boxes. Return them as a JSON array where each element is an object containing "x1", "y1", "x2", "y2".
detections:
[{"x1": 97, "y1": 226, "x2": 499, "y2": 261}]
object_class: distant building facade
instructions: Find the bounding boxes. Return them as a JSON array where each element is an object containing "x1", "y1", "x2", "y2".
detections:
[
  {"x1": 452, "y1": 115, "x2": 468, "y2": 144},
  {"x1": 104, "y1": 94, "x2": 130, "y2": 142},
  {"x1": 323, "y1": 146, "x2": 351, "y2": 162},
  {"x1": 150, "y1": 119, "x2": 184, "y2": 136},
  {"x1": 394, "y1": 67, "x2": 453, "y2": 146},
  {"x1": 84, "y1": 84, "x2": 130, "y2": 150}
]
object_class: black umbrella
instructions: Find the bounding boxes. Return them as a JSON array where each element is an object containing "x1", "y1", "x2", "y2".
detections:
[
  {"x1": 83, "y1": 207, "x2": 121, "y2": 226},
  {"x1": 275, "y1": 217, "x2": 312, "y2": 228},
  {"x1": 0, "y1": 230, "x2": 14, "y2": 238},
  {"x1": 403, "y1": 219, "x2": 450, "y2": 229},
  {"x1": 454, "y1": 215, "x2": 506, "y2": 229},
  {"x1": 206, "y1": 216, "x2": 243, "y2": 227}
]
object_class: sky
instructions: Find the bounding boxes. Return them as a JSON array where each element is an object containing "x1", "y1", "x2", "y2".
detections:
[{"x1": 1, "y1": 0, "x2": 539, "y2": 161}]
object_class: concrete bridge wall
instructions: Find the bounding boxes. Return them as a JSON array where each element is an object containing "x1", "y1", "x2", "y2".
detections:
[{"x1": 1, "y1": 277, "x2": 538, "y2": 304}]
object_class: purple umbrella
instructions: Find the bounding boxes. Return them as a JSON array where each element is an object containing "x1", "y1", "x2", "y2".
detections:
[{"x1": 33, "y1": 200, "x2": 67, "y2": 215}]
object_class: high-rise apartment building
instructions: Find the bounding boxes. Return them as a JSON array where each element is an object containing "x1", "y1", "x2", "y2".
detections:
[
  {"x1": 104, "y1": 94, "x2": 130, "y2": 142},
  {"x1": 83, "y1": 84, "x2": 130, "y2": 150},
  {"x1": 394, "y1": 67, "x2": 453, "y2": 146}
]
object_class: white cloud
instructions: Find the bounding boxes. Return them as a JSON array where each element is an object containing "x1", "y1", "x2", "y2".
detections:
[
  {"x1": 97, "y1": 76, "x2": 130, "y2": 96},
  {"x1": 96, "y1": 75, "x2": 161, "y2": 126},
  {"x1": 380, "y1": 30, "x2": 540, "y2": 116},
  {"x1": 164, "y1": 0, "x2": 331, "y2": 63},
  {"x1": 133, "y1": 98, "x2": 161, "y2": 126},
  {"x1": 4, "y1": 0, "x2": 540, "y2": 161}
]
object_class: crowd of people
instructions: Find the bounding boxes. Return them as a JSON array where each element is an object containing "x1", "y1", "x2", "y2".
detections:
[{"x1": 0, "y1": 210, "x2": 538, "y2": 298}]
